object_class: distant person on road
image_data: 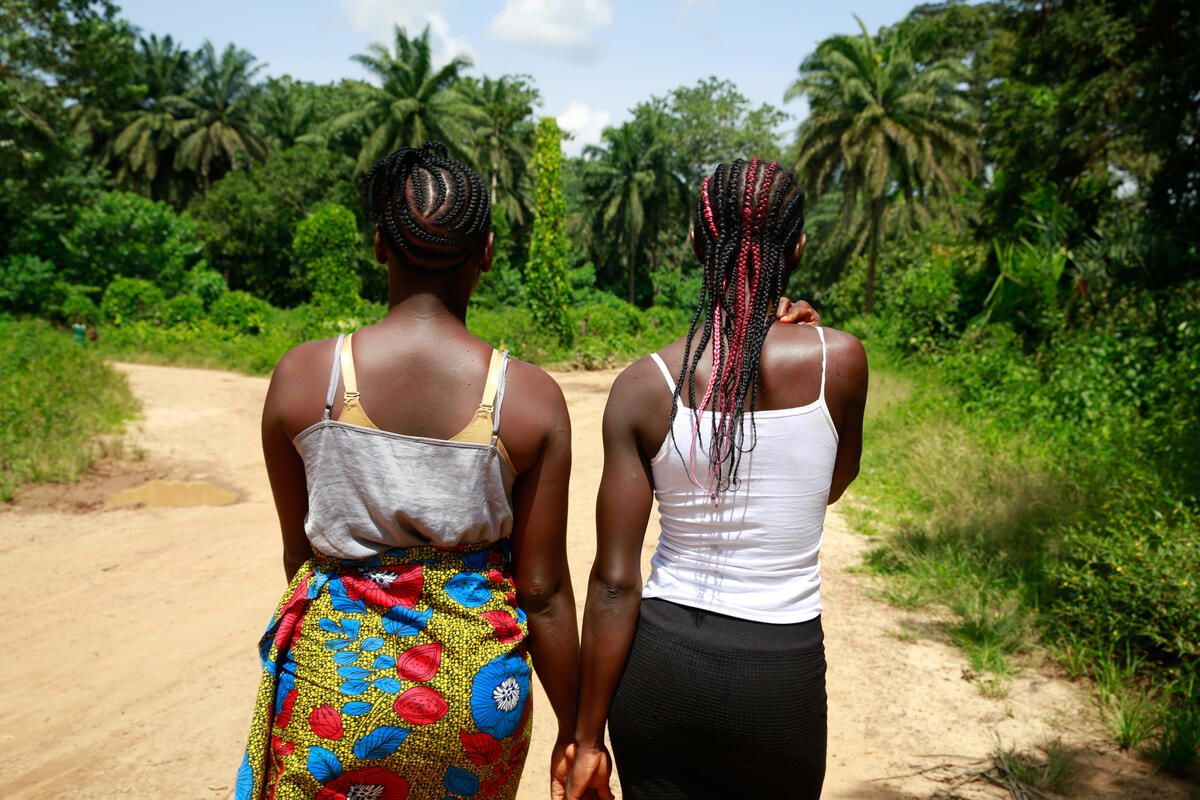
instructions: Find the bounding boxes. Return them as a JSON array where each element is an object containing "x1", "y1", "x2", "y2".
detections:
[
  {"x1": 569, "y1": 157, "x2": 869, "y2": 800},
  {"x1": 236, "y1": 142, "x2": 580, "y2": 800}
]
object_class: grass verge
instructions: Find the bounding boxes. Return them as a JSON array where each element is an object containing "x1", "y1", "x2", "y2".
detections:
[{"x1": 1, "y1": 318, "x2": 138, "y2": 501}]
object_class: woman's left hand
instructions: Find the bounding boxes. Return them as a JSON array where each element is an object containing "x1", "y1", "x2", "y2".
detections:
[
  {"x1": 776, "y1": 297, "x2": 822, "y2": 326},
  {"x1": 551, "y1": 737, "x2": 573, "y2": 800}
]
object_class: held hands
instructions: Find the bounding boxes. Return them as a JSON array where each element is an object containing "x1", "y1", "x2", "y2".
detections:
[
  {"x1": 563, "y1": 741, "x2": 615, "y2": 800},
  {"x1": 776, "y1": 297, "x2": 822, "y2": 326}
]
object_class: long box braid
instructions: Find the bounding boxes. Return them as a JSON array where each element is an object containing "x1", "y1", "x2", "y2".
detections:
[{"x1": 669, "y1": 157, "x2": 806, "y2": 497}]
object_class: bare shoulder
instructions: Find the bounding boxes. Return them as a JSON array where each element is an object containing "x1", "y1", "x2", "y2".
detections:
[
  {"x1": 820, "y1": 327, "x2": 868, "y2": 375},
  {"x1": 271, "y1": 337, "x2": 338, "y2": 385},
  {"x1": 265, "y1": 338, "x2": 339, "y2": 431},
  {"x1": 506, "y1": 358, "x2": 566, "y2": 405},
  {"x1": 502, "y1": 358, "x2": 569, "y2": 430},
  {"x1": 607, "y1": 355, "x2": 670, "y2": 418}
]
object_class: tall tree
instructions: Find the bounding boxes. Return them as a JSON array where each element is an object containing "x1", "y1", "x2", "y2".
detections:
[
  {"x1": 170, "y1": 41, "x2": 268, "y2": 194},
  {"x1": 788, "y1": 15, "x2": 978, "y2": 312},
  {"x1": 526, "y1": 118, "x2": 573, "y2": 345},
  {"x1": 582, "y1": 104, "x2": 687, "y2": 304},
  {"x1": 664, "y1": 77, "x2": 789, "y2": 188},
  {"x1": 109, "y1": 34, "x2": 193, "y2": 202},
  {"x1": 0, "y1": 0, "x2": 134, "y2": 257},
  {"x1": 337, "y1": 25, "x2": 484, "y2": 172},
  {"x1": 464, "y1": 75, "x2": 539, "y2": 226}
]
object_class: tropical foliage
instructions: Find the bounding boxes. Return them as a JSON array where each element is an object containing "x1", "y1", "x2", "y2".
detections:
[
  {"x1": 788, "y1": 15, "x2": 979, "y2": 312},
  {"x1": 1, "y1": 1, "x2": 1198, "y2": 772},
  {"x1": 335, "y1": 25, "x2": 484, "y2": 172}
]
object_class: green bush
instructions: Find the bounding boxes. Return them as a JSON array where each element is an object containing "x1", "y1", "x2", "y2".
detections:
[
  {"x1": 1050, "y1": 517, "x2": 1200, "y2": 665},
  {"x1": 184, "y1": 266, "x2": 229, "y2": 309},
  {"x1": 101, "y1": 277, "x2": 165, "y2": 325},
  {"x1": 0, "y1": 254, "x2": 56, "y2": 313},
  {"x1": 293, "y1": 203, "x2": 361, "y2": 315},
  {"x1": 162, "y1": 294, "x2": 206, "y2": 326},
  {"x1": 0, "y1": 319, "x2": 137, "y2": 500},
  {"x1": 210, "y1": 290, "x2": 273, "y2": 335},
  {"x1": 58, "y1": 285, "x2": 100, "y2": 325},
  {"x1": 61, "y1": 191, "x2": 203, "y2": 294},
  {"x1": 188, "y1": 145, "x2": 357, "y2": 306}
]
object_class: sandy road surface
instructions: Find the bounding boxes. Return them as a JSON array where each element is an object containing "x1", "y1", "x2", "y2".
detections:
[{"x1": 0, "y1": 362, "x2": 1189, "y2": 799}]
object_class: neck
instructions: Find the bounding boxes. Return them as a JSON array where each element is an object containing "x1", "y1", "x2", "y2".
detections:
[
  {"x1": 385, "y1": 267, "x2": 473, "y2": 323},
  {"x1": 386, "y1": 289, "x2": 469, "y2": 324}
]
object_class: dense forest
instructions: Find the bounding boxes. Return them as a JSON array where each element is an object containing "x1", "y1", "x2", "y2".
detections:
[{"x1": 2, "y1": 0, "x2": 1197, "y2": 778}]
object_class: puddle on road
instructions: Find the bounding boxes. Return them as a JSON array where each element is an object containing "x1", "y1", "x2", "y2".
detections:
[{"x1": 106, "y1": 479, "x2": 239, "y2": 509}]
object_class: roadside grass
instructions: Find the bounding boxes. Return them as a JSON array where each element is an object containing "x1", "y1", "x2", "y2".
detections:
[
  {"x1": 849, "y1": 346, "x2": 1199, "y2": 777},
  {"x1": 91, "y1": 302, "x2": 691, "y2": 376},
  {"x1": 992, "y1": 738, "x2": 1075, "y2": 795},
  {"x1": 1, "y1": 318, "x2": 138, "y2": 501}
]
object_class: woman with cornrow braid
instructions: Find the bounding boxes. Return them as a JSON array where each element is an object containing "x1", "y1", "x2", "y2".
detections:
[
  {"x1": 569, "y1": 158, "x2": 869, "y2": 800},
  {"x1": 237, "y1": 142, "x2": 582, "y2": 800}
]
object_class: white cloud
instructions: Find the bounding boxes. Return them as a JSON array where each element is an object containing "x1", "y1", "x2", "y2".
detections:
[
  {"x1": 558, "y1": 101, "x2": 612, "y2": 157},
  {"x1": 490, "y1": 0, "x2": 613, "y2": 61},
  {"x1": 340, "y1": 0, "x2": 474, "y2": 67}
]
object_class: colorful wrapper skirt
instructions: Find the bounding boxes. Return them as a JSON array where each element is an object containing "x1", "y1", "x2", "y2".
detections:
[{"x1": 236, "y1": 543, "x2": 533, "y2": 800}]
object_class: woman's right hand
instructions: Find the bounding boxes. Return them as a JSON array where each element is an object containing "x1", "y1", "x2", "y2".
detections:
[{"x1": 565, "y1": 742, "x2": 615, "y2": 800}]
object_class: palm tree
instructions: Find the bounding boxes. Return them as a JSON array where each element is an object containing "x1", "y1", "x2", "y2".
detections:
[
  {"x1": 257, "y1": 76, "x2": 325, "y2": 150},
  {"x1": 787, "y1": 16, "x2": 978, "y2": 312},
  {"x1": 109, "y1": 34, "x2": 194, "y2": 202},
  {"x1": 337, "y1": 25, "x2": 484, "y2": 172},
  {"x1": 171, "y1": 41, "x2": 268, "y2": 194},
  {"x1": 583, "y1": 105, "x2": 687, "y2": 304},
  {"x1": 464, "y1": 75, "x2": 539, "y2": 226}
]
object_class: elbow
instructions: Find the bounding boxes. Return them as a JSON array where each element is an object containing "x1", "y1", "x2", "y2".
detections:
[
  {"x1": 827, "y1": 466, "x2": 861, "y2": 505},
  {"x1": 517, "y1": 577, "x2": 564, "y2": 617},
  {"x1": 591, "y1": 566, "x2": 641, "y2": 605}
]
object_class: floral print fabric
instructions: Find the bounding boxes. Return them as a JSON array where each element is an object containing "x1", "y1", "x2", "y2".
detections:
[{"x1": 237, "y1": 543, "x2": 532, "y2": 800}]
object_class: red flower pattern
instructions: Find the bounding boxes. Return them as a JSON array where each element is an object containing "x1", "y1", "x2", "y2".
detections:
[
  {"x1": 315, "y1": 767, "x2": 409, "y2": 800},
  {"x1": 480, "y1": 610, "x2": 523, "y2": 643},
  {"x1": 394, "y1": 686, "x2": 449, "y2": 725},
  {"x1": 341, "y1": 564, "x2": 423, "y2": 609}
]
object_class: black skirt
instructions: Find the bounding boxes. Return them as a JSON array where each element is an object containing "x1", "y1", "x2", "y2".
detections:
[{"x1": 608, "y1": 598, "x2": 827, "y2": 800}]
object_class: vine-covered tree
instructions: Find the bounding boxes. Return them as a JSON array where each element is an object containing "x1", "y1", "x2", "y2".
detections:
[{"x1": 526, "y1": 118, "x2": 573, "y2": 345}]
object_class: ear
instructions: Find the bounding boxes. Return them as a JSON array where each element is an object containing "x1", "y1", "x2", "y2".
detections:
[
  {"x1": 690, "y1": 222, "x2": 706, "y2": 263},
  {"x1": 787, "y1": 232, "x2": 807, "y2": 268},
  {"x1": 373, "y1": 225, "x2": 388, "y2": 265},
  {"x1": 480, "y1": 231, "x2": 494, "y2": 274}
]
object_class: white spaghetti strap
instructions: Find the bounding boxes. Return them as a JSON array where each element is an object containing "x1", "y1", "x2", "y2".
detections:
[
  {"x1": 323, "y1": 334, "x2": 346, "y2": 419},
  {"x1": 491, "y1": 351, "x2": 510, "y2": 443},
  {"x1": 815, "y1": 327, "x2": 828, "y2": 400},
  {"x1": 649, "y1": 352, "x2": 677, "y2": 393}
]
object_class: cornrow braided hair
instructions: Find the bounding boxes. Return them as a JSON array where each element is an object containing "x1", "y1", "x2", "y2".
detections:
[
  {"x1": 362, "y1": 141, "x2": 491, "y2": 271},
  {"x1": 669, "y1": 157, "x2": 806, "y2": 498}
]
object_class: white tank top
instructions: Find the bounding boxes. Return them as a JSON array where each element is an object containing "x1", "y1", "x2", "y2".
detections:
[{"x1": 642, "y1": 327, "x2": 838, "y2": 624}]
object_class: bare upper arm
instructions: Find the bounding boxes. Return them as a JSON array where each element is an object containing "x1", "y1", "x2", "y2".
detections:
[
  {"x1": 593, "y1": 362, "x2": 660, "y2": 587},
  {"x1": 821, "y1": 328, "x2": 868, "y2": 503},
  {"x1": 504, "y1": 363, "x2": 572, "y2": 607}
]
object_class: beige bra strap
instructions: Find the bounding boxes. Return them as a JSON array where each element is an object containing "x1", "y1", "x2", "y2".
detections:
[
  {"x1": 340, "y1": 333, "x2": 360, "y2": 400},
  {"x1": 479, "y1": 349, "x2": 503, "y2": 412}
]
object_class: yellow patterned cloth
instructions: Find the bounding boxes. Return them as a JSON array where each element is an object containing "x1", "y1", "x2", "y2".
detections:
[{"x1": 236, "y1": 543, "x2": 533, "y2": 800}]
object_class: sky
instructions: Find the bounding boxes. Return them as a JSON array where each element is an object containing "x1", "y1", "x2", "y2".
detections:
[{"x1": 116, "y1": 0, "x2": 921, "y2": 155}]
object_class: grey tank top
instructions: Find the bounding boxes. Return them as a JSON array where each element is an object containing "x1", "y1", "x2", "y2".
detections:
[{"x1": 293, "y1": 334, "x2": 517, "y2": 559}]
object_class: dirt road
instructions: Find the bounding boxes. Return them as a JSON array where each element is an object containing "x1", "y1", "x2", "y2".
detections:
[{"x1": 0, "y1": 362, "x2": 1187, "y2": 799}]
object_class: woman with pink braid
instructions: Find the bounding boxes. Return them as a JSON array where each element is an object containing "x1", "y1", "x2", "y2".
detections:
[{"x1": 567, "y1": 158, "x2": 868, "y2": 800}]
